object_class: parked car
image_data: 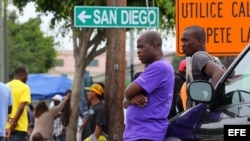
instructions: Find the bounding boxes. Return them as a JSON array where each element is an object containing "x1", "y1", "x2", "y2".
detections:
[{"x1": 166, "y1": 43, "x2": 250, "y2": 140}]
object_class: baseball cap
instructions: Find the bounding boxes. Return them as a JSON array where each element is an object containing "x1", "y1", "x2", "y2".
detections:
[
  {"x1": 52, "y1": 94, "x2": 63, "y2": 101},
  {"x1": 178, "y1": 59, "x2": 186, "y2": 72},
  {"x1": 84, "y1": 84, "x2": 104, "y2": 96}
]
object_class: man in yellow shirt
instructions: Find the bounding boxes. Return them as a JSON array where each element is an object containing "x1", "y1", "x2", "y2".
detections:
[{"x1": 6, "y1": 66, "x2": 31, "y2": 141}]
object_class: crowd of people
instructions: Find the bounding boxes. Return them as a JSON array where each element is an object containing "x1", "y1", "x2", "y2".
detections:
[
  {"x1": 0, "y1": 25, "x2": 226, "y2": 141},
  {"x1": 0, "y1": 66, "x2": 72, "y2": 141},
  {"x1": 0, "y1": 64, "x2": 108, "y2": 141}
]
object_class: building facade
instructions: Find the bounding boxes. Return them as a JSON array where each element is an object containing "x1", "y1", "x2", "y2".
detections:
[{"x1": 49, "y1": 50, "x2": 174, "y2": 83}]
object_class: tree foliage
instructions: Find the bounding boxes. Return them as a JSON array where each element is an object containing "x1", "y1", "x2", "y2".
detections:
[
  {"x1": 12, "y1": 0, "x2": 175, "y2": 32},
  {"x1": 172, "y1": 54, "x2": 185, "y2": 71},
  {"x1": 7, "y1": 11, "x2": 56, "y2": 78},
  {"x1": 10, "y1": 0, "x2": 177, "y2": 76}
]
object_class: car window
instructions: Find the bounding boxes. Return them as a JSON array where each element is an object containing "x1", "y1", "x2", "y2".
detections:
[{"x1": 224, "y1": 50, "x2": 250, "y2": 105}]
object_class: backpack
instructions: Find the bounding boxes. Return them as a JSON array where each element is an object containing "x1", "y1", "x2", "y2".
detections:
[
  {"x1": 187, "y1": 51, "x2": 224, "y2": 108},
  {"x1": 168, "y1": 72, "x2": 186, "y2": 119},
  {"x1": 189, "y1": 51, "x2": 224, "y2": 82}
]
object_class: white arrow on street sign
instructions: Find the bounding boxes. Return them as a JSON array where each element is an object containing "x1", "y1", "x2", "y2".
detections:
[
  {"x1": 74, "y1": 6, "x2": 159, "y2": 28},
  {"x1": 77, "y1": 11, "x2": 91, "y2": 23}
]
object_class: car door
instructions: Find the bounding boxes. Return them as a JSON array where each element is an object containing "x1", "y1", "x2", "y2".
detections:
[
  {"x1": 196, "y1": 105, "x2": 250, "y2": 140},
  {"x1": 195, "y1": 44, "x2": 250, "y2": 140}
]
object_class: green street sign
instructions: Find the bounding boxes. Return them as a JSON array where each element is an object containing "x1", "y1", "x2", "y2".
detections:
[{"x1": 74, "y1": 6, "x2": 159, "y2": 28}]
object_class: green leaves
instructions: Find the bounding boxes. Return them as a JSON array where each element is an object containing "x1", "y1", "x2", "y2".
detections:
[
  {"x1": 11, "y1": 0, "x2": 176, "y2": 31},
  {"x1": 8, "y1": 12, "x2": 56, "y2": 78}
]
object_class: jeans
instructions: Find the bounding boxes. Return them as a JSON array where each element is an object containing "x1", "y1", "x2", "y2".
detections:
[
  {"x1": 7, "y1": 131, "x2": 27, "y2": 141},
  {"x1": 0, "y1": 137, "x2": 5, "y2": 141}
]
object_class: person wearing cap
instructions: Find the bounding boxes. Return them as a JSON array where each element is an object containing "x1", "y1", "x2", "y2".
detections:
[
  {"x1": 29, "y1": 91, "x2": 71, "y2": 141},
  {"x1": 52, "y1": 94, "x2": 66, "y2": 141},
  {"x1": 168, "y1": 59, "x2": 187, "y2": 119},
  {"x1": 79, "y1": 83, "x2": 108, "y2": 141}
]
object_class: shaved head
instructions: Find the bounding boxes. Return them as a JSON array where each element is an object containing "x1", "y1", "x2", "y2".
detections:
[
  {"x1": 137, "y1": 30, "x2": 164, "y2": 64},
  {"x1": 139, "y1": 31, "x2": 162, "y2": 47},
  {"x1": 184, "y1": 25, "x2": 206, "y2": 41}
]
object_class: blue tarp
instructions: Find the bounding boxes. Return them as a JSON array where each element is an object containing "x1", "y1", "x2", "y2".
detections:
[{"x1": 27, "y1": 73, "x2": 72, "y2": 100}]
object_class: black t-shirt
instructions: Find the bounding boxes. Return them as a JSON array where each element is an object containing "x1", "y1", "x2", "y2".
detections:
[{"x1": 81, "y1": 101, "x2": 108, "y2": 139}]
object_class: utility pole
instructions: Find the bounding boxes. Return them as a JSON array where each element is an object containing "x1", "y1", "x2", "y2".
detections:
[
  {"x1": 0, "y1": 0, "x2": 5, "y2": 82},
  {"x1": 0, "y1": 0, "x2": 7, "y2": 82},
  {"x1": 129, "y1": 29, "x2": 135, "y2": 81},
  {"x1": 3, "y1": 0, "x2": 8, "y2": 82},
  {"x1": 105, "y1": 0, "x2": 126, "y2": 140}
]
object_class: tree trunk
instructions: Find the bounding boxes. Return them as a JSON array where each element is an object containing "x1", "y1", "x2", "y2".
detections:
[
  {"x1": 66, "y1": 67, "x2": 83, "y2": 141},
  {"x1": 106, "y1": 0, "x2": 126, "y2": 141}
]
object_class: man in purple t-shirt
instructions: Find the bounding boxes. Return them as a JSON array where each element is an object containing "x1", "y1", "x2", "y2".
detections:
[{"x1": 123, "y1": 31, "x2": 174, "y2": 141}]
